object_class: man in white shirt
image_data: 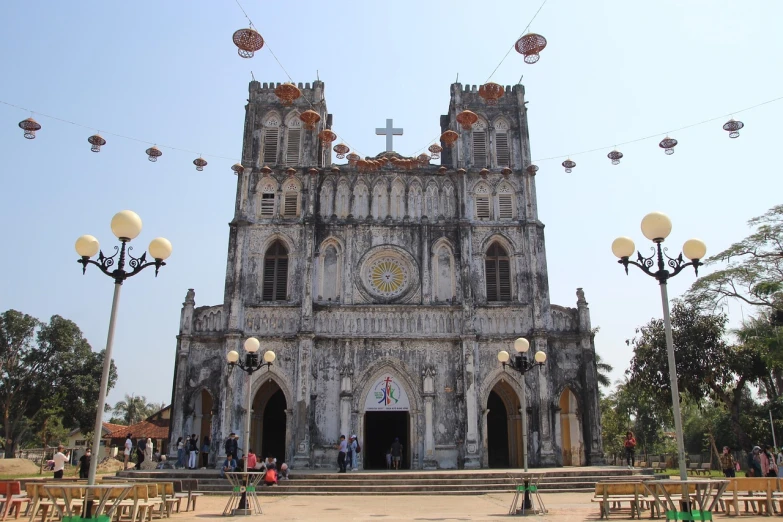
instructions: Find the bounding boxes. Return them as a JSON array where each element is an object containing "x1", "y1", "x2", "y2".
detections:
[{"x1": 52, "y1": 445, "x2": 69, "y2": 479}]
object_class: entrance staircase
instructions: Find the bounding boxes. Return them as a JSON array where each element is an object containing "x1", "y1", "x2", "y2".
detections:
[{"x1": 116, "y1": 467, "x2": 646, "y2": 496}]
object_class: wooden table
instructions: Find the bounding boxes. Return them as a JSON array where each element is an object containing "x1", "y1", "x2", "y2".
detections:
[
  {"x1": 222, "y1": 472, "x2": 264, "y2": 516},
  {"x1": 507, "y1": 473, "x2": 547, "y2": 516},
  {"x1": 643, "y1": 479, "x2": 729, "y2": 521},
  {"x1": 40, "y1": 484, "x2": 134, "y2": 521}
]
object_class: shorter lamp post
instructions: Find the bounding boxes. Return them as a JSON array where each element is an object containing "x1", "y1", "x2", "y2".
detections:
[
  {"x1": 612, "y1": 211, "x2": 706, "y2": 483},
  {"x1": 226, "y1": 338, "x2": 275, "y2": 515},
  {"x1": 498, "y1": 337, "x2": 546, "y2": 512},
  {"x1": 75, "y1": 210, "x2": 171, "y2": 487}
]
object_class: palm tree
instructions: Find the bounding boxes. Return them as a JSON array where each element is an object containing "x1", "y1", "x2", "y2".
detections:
[
  {"x1": 111, "y1": 394, "x2": 154, "y2": 425},
  {"x1": 595, "y1": 352, "x2": 614, "y2": 389}
]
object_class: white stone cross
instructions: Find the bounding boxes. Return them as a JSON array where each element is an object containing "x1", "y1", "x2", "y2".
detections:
[{"x1": 375, "y1": 119, "x2": 403, "y2": 152}]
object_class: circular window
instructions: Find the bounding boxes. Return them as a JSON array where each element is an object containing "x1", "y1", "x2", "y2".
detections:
[
  {"x1": 358, "y1": 247, "x2": 419, "y2": 302},
  {"x1": 368, "y1": 257, "x2": 409, "y2": 297}
]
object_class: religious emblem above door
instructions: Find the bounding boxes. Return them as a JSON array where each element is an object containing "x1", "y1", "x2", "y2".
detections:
[{"x1": 355, "y1": 246, "x2": 420, "y2": 304}]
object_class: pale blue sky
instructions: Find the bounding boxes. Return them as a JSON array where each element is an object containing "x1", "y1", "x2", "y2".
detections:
[{"x1": 1, "y1": 1, "x2": 781, "y2": 408}]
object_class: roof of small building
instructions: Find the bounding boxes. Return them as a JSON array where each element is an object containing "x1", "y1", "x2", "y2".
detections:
[{"x1": 103, "y1": 405, "x2": 171, "y2": 442}]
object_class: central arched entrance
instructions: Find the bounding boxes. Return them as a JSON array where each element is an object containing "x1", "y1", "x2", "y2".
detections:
[
  {"x1": 486, "y1": 380, "x2": 523, "y2": 468},
  {"x1": 362, "y1": 373, "x2": 411, "y2": 469},
  {"x1": 250, "y1": 380, "x2": 288, "y2": 462}
]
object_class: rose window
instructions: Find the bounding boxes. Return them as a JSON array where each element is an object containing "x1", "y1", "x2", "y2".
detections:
[{"x1": 367, "y1": 258, "x2": 409, "y2": 297}]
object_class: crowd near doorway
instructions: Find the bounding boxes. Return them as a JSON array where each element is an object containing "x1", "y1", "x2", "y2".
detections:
[
  {"x1": 250, "y1": 380, "x2": 288, "y2": 462},
  {"x1": 364, "y1": 411, "x2": 409, "y2": 469}
]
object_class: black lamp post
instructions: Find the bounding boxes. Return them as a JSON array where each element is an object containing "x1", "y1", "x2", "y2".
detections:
[
  {"x1": 75, "y1": 210, "x2": 171, "y2": 488},
  {"x1": 226, "y1": 338, "x2": 275, "y2": 515},
  {"x1": 612, "y1": 211, "x2": 706, "y2": 482}
]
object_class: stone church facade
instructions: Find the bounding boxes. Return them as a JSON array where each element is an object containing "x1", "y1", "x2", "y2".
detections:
[{"x1": 168, "y1": 80, "x2": 604, "y2": 469}]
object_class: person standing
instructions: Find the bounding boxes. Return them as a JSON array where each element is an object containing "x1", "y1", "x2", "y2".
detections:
[
  {"x1": 188, "y1": 434, "x2": 198, "y2": 470},
  {"x1": 720, "y1": 446, "x2": 736, "y2": 477},
  {"x1": 176, "y1": 437, "x2": 185, "y2": 469},
  {"x1": 124, "y1": 434, "x2": 133, "y2": 470},
  {"x1": 201, "y1": 436, "x2": 211, "y2": 469},
  {"x1": 345, "y1": 436, "x2": 354, "y2": 473},
  {"x1": 777, "y1": 447, "x2": 783, "y2": 478},
  {"x1": 349, "y1": 435, "x2": 359, "y2": 471},
  {"x1": 762, "y1": 445, "x2": 778, "y2": 477},
  {"x1": 225, "y1": 433, "x2": 238, "y2": 463},
  {"x1": 337, "y1": 435, "x2": 347, "y2": 473},
  {"x1": 748, "y1": 446, "x2": 762, "y2": 477},
  {"x1": 136, "y1": 437, "x2": 146, "y2": 470},
  {"x1": 391, "y1": 437, "x2": 403, "y2": 470},
  {"x1": 78, "y1": 449, "x2": 91, "y2": 479},
  {"x1": 246, "y1": 449, "x2": 257, "y2": 471},
  {"x1": 52, "y1": 445, "x2": 69, "y2": 479},
  {"x1": 624, "y1": 431, "x2": 637, "y2": 469}
]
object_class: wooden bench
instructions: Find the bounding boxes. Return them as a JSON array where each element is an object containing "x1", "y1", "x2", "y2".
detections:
[
  {"x1": 718, "y1": 477, "x2": 777, "y2": 516},
  {"x1": 0, "y1": 481, "x2": 28, "y2": 521},
  {"x1": 650, "y1": 462, "x2": 664, "y2": 471},
  {"x1": 637, "y1": 462, "x2": 648, "y2": 469},
  {"x1": 591, "y1": 482, "x2": 652, "y2": 519},
  {"x1": 687, "y1": 463, "x2": 703, "y2": 475}
]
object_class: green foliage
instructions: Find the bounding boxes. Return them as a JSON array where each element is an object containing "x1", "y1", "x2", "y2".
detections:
[
  {"x1": 595, "y1": 352, "x2": 614, "y2": 390},
  {"x1": 109, "y1": 394, "x2": 160, "y2": 426},
  {"x1": 0, "y1": 310, "x2": 117, "y2": 457}
]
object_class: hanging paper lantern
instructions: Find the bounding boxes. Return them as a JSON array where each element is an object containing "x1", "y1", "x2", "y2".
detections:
[
  {"x1": 286, "y1": 167, "x2": 296, "y2": 176},
  {"x1": 18, "y1": 118, "x2": 41, "y2": 139},
  {"x1": 417, "y1": 154, "x2": 431, "y2": 165},
  {"x1": 232, "y1": 27, "x2": 265, "y2": 58},
  {"x1": 438, "y1": 166, "x2": 447, "y2": 175},
  {"x1": 607, "y1": 150, "x2": 623, "y2": 165},
  {"x1": 274, "y1": 83, "x2": 301, "y2": 106},
  {"x1": 333, "y1": 143, "x2": 350, "y2": 159},
  {"x1": 299, "y1": 110, "x2": 321, "y2": 130},
  {"x1": 502, "y1": 167, "x2": 512, "y2": 178},
  {"x1": 479, "y1": 82, "x2": 504, "y2": 105},
  {"x1": 87, "y1": 134, "x2": 106, "y2": 153},
  {"x1": 456, "y1": 110, "x2": 479, "y2": 130},
  {"x1": 261, "y1": 166, "x2": 272, "y2": 174},
  {"x1": 193, "y1": 157, "x2": 208, "y2": 171},
  {"x1": 428, "y1": 144, "x2": 443, "y2": 159},
  {"x1": 480, "y1": 168, "x2": 489, "y2": 179},
  {"x1": 659, "y1": 137, "x2": 678, "y2": 155},
  {"x1": 145, "y1": 146, "x2": 162, "y2": 162},
  {"x1": 346, "y1": 153, "x2": 360, "y2": 165},
  {"x1": 723, "y1": 119, "x2": 744, "y2": 139},
  {"x1": 308, "y1": 168, "x2": 319, "y2": 176},
  {"x1": 526, "y1": 164, "x2": 539, "y2": 175},
  {"x1": 318, "y1": 129, "x2": 337, "y2": 146},
  {"x1": 562, "y1": 159, "x2": 576, "y2": 173},
  {"x1": 515, "y1": 33, "x2": 548, "y2": 64},
  {"x1": 356, "y1": 160, "x2": 370, "y2": 173},
  {"x1": 440, "y1": 130, "x2": 459, "y2": 147},
  {"x1": 231, "y1": 163, "x2": 244, "y2": 175}
]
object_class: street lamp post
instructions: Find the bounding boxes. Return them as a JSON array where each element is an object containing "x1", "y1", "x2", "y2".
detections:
[
  {"x1": 612, "y1": 211, "x2": 706, "y2": 482},
  {"x1": 226, "y1": 338, "x2": 275, "y2": 515},
  {"x1": 498, "y1": 337, "x2": 546, "y2": 512},
  {"x1": 75, "y1": 210, "x2": 172, "y2": 487}
]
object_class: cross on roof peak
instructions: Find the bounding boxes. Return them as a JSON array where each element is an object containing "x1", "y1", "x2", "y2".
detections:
[{"x1": 375, "y1": 119, "x2": 403, "y2": 152}]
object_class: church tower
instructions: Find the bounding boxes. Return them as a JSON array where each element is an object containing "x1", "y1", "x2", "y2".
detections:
[{"x1": 168, "y1": 80, "x2": 604, "y2": 470}]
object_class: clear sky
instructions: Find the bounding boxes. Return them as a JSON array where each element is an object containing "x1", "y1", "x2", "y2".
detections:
[{"x1": 1, "y1": 1, "x2": 781, "y2": 409}]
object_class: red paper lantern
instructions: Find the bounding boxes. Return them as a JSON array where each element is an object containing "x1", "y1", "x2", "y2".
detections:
[
  {"x1": 659, "y1": 137, "x2": 678, "y2": 155},
  {"x1": 456, "y1": 110, "x2": 479, "y2": 130},
  {"x1": 479, "y1": 82, "x2": 504, "y2": 105},
  {"x1": 299, "y1": 110, "x2": 321, "y2": 130},
  {"x1": 145, "y1": 146, "x2": 162, "y2": 162},
  {"x1": 526, "y1": 164, "x2": 539, "y2": 175},
  {"x1": 723, "y1": 119, "x2": 744, "y2": 139},
  {"x1": 440, "y1": 130, "x2": 459, "y2": 147},
  {"x1": 333, "y1": 143, "x2": 350, "y2": 159},
  {"x1": 232, "y1": 27, "x2": 264, "y2": 58},
  {"x1": 318, "y1": 130, "x2": 337, "y2": 146},
  {"x1": 275, "y1": 83, "x2": 301, "y2": 106},
  {"x1": 231, "y1": 163, "x2": 245, "y2": 175},
  {"x1": 193, "y1": 157, "x2": 208, "y2": 171},
  {"x1": 607, "y1": 150, "x2": 623, "y2": 165},
  {"x1": 87, "y1": 134, "x2": 106, "y2": 152},
  {"x1": 562, "y1": 159, "x2": 576, "y2": 173},
  {"x1": 18, "y1": 118, "x2": 41, "y2": 139},
  {"x1": 515, "y1": 33, "x2": 547, "y2": 64}
]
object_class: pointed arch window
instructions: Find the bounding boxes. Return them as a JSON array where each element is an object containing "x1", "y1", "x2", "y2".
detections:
[
  {"x1": 262, "y1": 241, "x2": 289, "y2": 301},
  {"x1": 472, "y1": 119, "x2": 488, "y2": 168},
  {"x1": 485, "y1": 242, "x2": 511, "y2": 302},
  {"x1": 497, "y1": 184, "x2": 514, "y2": 220},
  {"x1": 262, "y1": 115, "x2": 281, "y2": 165},
  {"x1": 475, "y1": 184, "x2": 490, "y2": 220},
  {"x1": 281, "y1": 179, "x2": 300, "y2": 217},
  {"x1": 285, "y1": 117, "x2": 302, "y2": 166},
  {"x1": 494, "y1": 120, "x2": 510, "y2": 168},
  {"x1": 257, "y1": 180, "x2": 277, "y2": 218}
]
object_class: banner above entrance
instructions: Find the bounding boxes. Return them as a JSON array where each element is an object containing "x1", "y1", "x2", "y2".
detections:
[{"x1": 365, "y1": 375, "x2": 410, "y2": 411}]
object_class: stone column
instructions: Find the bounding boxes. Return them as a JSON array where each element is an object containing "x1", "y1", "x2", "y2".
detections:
[
  {"x1": 339, "y1": 362, "x2": 354, "y2": 439},
  {"x1": 422, "y1": 366, "x2": 436, "y2": 469},
  {"x1": 292, "y1": 336, "x2": 314, "y2": 468},
  {"x1": 576, "y1": 288, "x2": 605, "y2": 464},
  {"x1": 169, "y1": 289, "x2": 195, "y2": 457},
  {"x1": 461, "y1": 336, "x2": 481, "y2": 468},
  {"x1": 534, "y1": 334, "x2": 556, "y2": 465}
]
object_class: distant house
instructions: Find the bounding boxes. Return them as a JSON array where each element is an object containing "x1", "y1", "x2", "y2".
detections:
[
  {"x1": 67, "y1": 422, "x2": 125, "y2": 463},
  {"x1": 104, "y1": 406, "x2": 170, "y2": 456}
]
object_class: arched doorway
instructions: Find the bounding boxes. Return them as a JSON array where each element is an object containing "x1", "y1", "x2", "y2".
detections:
[
  {"x1": 559, "y1": 388, "x2": 584, "y2": 466},
  {"x1": 194, "y1": 389, "x2": 213, "y2": 445},
  {"x1": 486, "y1": 380, "x2": 523, "y2": 468},
  {"x1": 362, "y1": 373, "x2": 412, "y2": 470},
  {"x1": 250, "y1": 380, "x2": 288, "y2": 462}
]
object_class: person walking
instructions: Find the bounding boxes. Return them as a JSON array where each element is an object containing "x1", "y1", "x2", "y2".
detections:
[
  {"x1": 720, "y1": 446, "x2": 736, "y2": 477},
  {"x1": 52, "y1": 445, "x2": 69, "y2": 480},
  {"x1": 78, "y1": 449, "x2": 91, "y2": 479},
  {"x1": 349, "y1": 435, "x2": 359, "y2": 471},
  {"x1": 188, "y1": 434, "x2": 198, "y2": 469},
  {"x1": 624, "y1": 431, "x2": 637, "y2": 469},
  {"x1": 201, "y1": 436, "x2": 211, "y2": 469},
  {"x1": 176, "y1": 437, "x2": 185, "y2": 469},
  {"x1": 124, "y1": 434, "x2": 133, "y2": 470},
  {"x1": 391, "y1": 437, "x2": 403, "y2": 470},
  {"x1": 337, "y1": 435, "x2": 347, "y2": 473}
]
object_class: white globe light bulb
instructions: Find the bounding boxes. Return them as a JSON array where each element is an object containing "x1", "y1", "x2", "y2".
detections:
[
  {"x1": 75, "y1": 235, "x2": 100, "y2": 258},
  {"x1": 244, "y1": 337, "x2": 260, "y2": 353},
  {"x1": 514, "y1": 338, "x2": 529, "y2": 353},
  {"x1": 110, "y1": 210, "x2": 143, "y2": 240},
  {"x1": 498, "y1": 350, "x2": 510, "y2": 363}
]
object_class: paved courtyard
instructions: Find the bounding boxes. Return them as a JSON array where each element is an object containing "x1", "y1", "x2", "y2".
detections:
[{"x1": 181, "y1": 492, "x2": 773, "y2": 521}]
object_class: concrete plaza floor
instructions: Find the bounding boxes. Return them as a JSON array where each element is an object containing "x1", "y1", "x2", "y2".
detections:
[{"x1": 180, "y1": 492, "x2": 774, "y2": 521}]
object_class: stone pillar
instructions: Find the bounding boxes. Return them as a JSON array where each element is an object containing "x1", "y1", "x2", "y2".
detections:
[
  {"x1": 534, "y1": 334, "x2": 556, "y2": 465},
  {"x1": 169, "y1": 289, "x2": 195, "y2": 457},
  {"x1": 339, "y1": 363, "x2": 354, "y2": 439},
  {"x1": 461, "y1": 336, "x2": 481, "y2": 468},
  {"x1": 576, "y1": 288, "x2": 605, "y2": 464},
  {"x1": 292, "y1": 336, "x2": 314, "y2": 468},
  {"x1": 422, "y1": 366, "x2": 436, "y2": 469}
]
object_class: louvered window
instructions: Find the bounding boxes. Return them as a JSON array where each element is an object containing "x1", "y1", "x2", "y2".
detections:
[
  {"x1": 285, "y1": 129, "x2": 301, "y2": 166},
  {"x1": 473, "y1": 130, "x2": 487, "y2": 167},
  {"x1": 496, "y1": 132, "x2": 510, "y2": 167},
  {"x1": 498, "y1": 193, "x2": 513, "y2": 219},
  {"x1": 262, "y1": 241, "x2": 288, "y2": 301},
  {"x1": 260, "y1": 193, "x2": 275, "y2": 217},
  {"x1": 263, "y1": 128, "x2": 279, "y2": 165},
  {"x1": 283, "y1": 192, "x2": 299, "y2": 217},
  {"x1": 485, "y1": 243, "x2": 511, "y2": 301},
  {"x1": 476, "y1": 195, "x2": 490, "y2": 219}
]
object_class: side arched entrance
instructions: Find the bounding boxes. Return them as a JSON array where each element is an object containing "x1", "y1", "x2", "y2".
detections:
[
  {"x1": 249, "y1": 380, "x2": 288, "y2": 462},
  {"x1": 559, "y1": 388, "x2": 585, "y2": 466},
  {"x1": 486, "y1": 380, "x2": 523, "y2": 468},
  {"x1": 193, "y1": 389, "x2": 214, "y2": 445}
]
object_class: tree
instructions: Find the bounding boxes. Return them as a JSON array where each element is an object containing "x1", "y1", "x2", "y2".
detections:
[
  {"x1": 687, "y1": 204, "x2": 783, "y2": 312},
  {"x1": 626, "y1": 301, "x2": 766, "y2": 450},
  {"x1": 0, "y1": 310, "x2": 117, "y2": 457},
  {"x1": 595, "y1": 352, "x2": 614, "y2": 389},
  {"x1": 110, "y1": 394, "x2": 158, "y2": 425}
]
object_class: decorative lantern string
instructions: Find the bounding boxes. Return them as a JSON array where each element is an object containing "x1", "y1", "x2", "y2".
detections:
[{"x1": 484, "y1": 0, "x2": 550, "y2": 83}]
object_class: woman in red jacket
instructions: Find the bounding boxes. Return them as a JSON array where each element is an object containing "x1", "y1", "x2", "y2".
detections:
[{"x1": 624, "y1": 431, "x2": 637, "y2": 469}]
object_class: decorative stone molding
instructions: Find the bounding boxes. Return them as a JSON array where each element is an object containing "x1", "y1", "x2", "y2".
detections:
[
  {"x1": 314, "y1": 307, "x2": 462, "y2": 337},
  {"x1": 194, "y1": 306, "x2": 223, "y2": 333},
  {"x1": 244, "y1": 307, "x2": 300, "y2": 335}
]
